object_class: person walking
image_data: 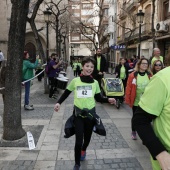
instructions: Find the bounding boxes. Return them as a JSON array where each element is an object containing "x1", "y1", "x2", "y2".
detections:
[
  {"x1": 132, "y1": 54, "x2": 138, "y2": 68},
  {"x1": 125, "y1": 58, "x2": 152, "y2": 140},
  {"x1": 77, "y1": 59, "x2": 82, "y2": 76},
  {"x1": 151, "y1": 48, "x2": 164, "y2": 67},
  {"x1": 0, "y1": 50, "x2": 5, "y2": 67},
  {"x1": 22, "y1": 51, "x2": 39, "y2": 110},
  {"x1": 115, "y1": 57, "x2": 129, "y2": 92},
  {"x1": 92, "y1": 48, "x2": 107, "y2": 89},
  {"x1": 132, "y1": 53, "x2": 170, "y2": 170},
  {"x1": 35, "y1": 56, "x2": 44, "y2": 81},
  {"x1": 151, "y1": 59, "x2": 164, "y2": 75},
  {"x1": 72, "y1": 60, "x2": 79, "y2": 77},
  {"x1": 54, "y1": 57, "x2": 116, "y2": 170},
  {"x1": 48, "y1": 53, "x2": 62, "y2": 99}
]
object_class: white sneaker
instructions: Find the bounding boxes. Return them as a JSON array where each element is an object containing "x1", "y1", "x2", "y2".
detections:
[{"x1": 24, "y1": 105, "x2": 34, "y2": 110}]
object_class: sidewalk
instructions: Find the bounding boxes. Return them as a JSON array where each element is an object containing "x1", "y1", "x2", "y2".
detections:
[{"x1": 0, "y1": 67, "x2": 152, "y2": 170}]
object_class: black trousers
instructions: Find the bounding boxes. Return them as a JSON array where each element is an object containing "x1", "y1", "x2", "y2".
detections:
[
  {"x1": 95, "y1": 75, "x2": 103, "y2": 90},
  {"x1": 74, "y1": 116, "x2": 94, "y2": 166},
  {"x1": 74, "y1": 70, "x2": 78, "y2": 77},
  {"x1": 48, "y1": 77, "x2": 57, "y2": 98},
  {"x1": 35, "y1": 69, "x2": 44, "y2": 81},
  {"x1": 131, "y1": 106, "x2": 137, "y2": 131}
]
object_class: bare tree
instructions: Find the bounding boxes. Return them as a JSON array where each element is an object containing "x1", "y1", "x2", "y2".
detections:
[
  {"x1": 3, "y1": 0, "x2": 30, "y2": 140},
  {"x1": 27, "y1": 0, "x2": 49, "y2": 94},
  {"x1": 44, "y1": 0, "x2": 69, "y2": 56}
]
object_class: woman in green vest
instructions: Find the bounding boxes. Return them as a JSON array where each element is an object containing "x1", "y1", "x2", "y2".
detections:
[
  {"x1": 54, "y1": 57, "x2": 116, "y2": 170},
  {"x1": 72, "y1": 60, "x2": 78, "y2": 77},
  {"x1": 125, "y1": 58, "x2": 152, "y2": 140}
]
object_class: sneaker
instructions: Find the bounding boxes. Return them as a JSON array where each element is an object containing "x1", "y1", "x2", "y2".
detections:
[
  {"x1": 80, "y1": 150, "x2": 86, "y2": 161},
  {"x1": 24, "y1": 105, "x2": 34, "y2": 110},
  {"x1": 131, "y1": 131, "x2": 137, "y2": 140},
  {"x1": 73, "y1": 164, "x2": 80, "y2": 170},
  {"x1": 49, "y1": 95, "x2": 57, "y2": 99}
]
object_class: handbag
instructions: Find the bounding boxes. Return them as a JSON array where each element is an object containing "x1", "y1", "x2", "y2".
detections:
[
  {"x1": 93, "y1": 114, "x2": 106, "y2": 136},
  {"x1": 64, "y1": 114, "x2": 75, "y2": 138}
]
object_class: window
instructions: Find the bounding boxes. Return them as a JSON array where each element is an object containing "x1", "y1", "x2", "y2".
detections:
[
  {"x1": 164, "y1": 0, "x2": 170, "y2": 19},
  {"x1": 82, "y1": 4, "x2": 92, "y2": 9},
  {"x1": 145, "y1": 5, "x2": 151, "y2": 31},
  {"x1": 81, "y1": 9, "x2": 93, "y2": 15},
  {"x1": 81, "y1": 35, "x2": 92, "y2": 40},
  {"x1": 72, "y1": 44, "x2": 80, "y2": 48},
  {"x1": 104, "y1": 8, "x2": 109, "y2": 16},
  {"x1": 72, "y1": 5, "x2": 80, "y2": 9},
  {"x1": 73, "y1": 13, "x2": 80, "y2": 17},
  {"x1": 72, "y1": 36, "x2": 80, "y2": 40}
]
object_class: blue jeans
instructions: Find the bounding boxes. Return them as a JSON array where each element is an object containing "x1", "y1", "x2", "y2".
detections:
[{"x1": 24, "y1": 81, "x2": 30, "y2": 105}]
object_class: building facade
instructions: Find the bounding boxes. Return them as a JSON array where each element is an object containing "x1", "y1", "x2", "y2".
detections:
[
  {"x1": 107, "y1": 0, "x2": 170, "y2": 65},
  {"x1": 68, "y1": 0, "x2": 98, "y2": 58},
  {"x1": 0, "y1": 0, "x2": 69, "y2": 61}
]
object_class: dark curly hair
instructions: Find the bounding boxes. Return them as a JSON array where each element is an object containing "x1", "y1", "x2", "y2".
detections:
[{"x1": 81, "y1": 56, "x2": 96, "y2": 66}]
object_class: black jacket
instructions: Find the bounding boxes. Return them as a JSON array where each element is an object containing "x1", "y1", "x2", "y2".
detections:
[
  {"x1": 92, "y1": 54, "x2": 107, "y2": 79},
  {"x1": 115, "y1": 64, "x2": 129, "y2": 80}
]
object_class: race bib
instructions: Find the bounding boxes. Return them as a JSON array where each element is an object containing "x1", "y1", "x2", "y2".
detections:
[{"x1": 77, "y1": 85, "x2": 92, "y2": 98}]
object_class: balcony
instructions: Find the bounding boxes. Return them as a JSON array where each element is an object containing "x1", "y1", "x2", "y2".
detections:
[
  {"x1": 126, "y1": 0, "x2": 138, "y2": 11},
  {"x1": 124, "y1": 23, "x2": 152, "y2": 41}
]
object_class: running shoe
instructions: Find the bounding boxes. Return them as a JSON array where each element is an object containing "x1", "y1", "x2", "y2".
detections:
[
  {"x1": 80, "y1": 150, "x2": 86, "y2": 161},
  {"x1": 131, "y1": 131, "x2": 137, "y2": 140},
  {"x1": 73, "y1": 164, "x2": 80, "y2": 170}
]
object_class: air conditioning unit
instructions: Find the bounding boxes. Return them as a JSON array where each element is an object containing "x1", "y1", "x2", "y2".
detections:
[{"x1": 156, "y1": 21, "x2": 169, "y2": 32}]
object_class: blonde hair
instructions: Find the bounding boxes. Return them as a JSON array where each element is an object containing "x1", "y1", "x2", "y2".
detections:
[
  {"x1": 134, "y1": 58, "x2": 151, "y2": 72},
  {"x1": 151, "y1": 60, "x2": 163, "y2": 75}
]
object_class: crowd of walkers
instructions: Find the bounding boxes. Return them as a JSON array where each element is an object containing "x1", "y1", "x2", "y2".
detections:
[
  {"x1": 53, "y1": 46, "x2": 170, "y2": 170},
  {"x1": 1, "y1": 46, "x2": 170, "y2": 170}
]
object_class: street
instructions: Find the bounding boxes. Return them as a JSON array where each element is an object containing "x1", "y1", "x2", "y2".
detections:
[{"x1": 0, "y1": 67, "x2": 152, "y2": 170}]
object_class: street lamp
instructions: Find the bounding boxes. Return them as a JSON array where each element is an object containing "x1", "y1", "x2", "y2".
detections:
[
  {"x1": 43, "y1": 9, "x2": 52, "y2": 62},
  {"x1": 136, "y1": 10, "x2": 144, "y2": 58}
]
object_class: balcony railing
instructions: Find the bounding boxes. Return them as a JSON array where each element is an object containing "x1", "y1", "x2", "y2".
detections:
[{"x1": 122, "y1": 23, "x2": 152, "y2": 41}]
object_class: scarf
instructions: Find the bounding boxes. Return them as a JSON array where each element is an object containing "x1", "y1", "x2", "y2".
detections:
[{"x1": 80, "y1": 74, "x2": 94, "y2": 83}]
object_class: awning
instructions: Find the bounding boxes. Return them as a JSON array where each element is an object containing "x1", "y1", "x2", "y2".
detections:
[{"x1": 127, "y1": 44, "x2": 137, "y2": 49}]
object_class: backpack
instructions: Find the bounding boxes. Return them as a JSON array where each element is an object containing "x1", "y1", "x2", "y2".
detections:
[{"x1": 45, "y1": 63, "x2": 51, "y2": 74}]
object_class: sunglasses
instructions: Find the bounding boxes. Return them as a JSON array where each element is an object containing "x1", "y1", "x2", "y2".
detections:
[{"x1": 154, "y1": 64, "x2": 162, "y2": 66}]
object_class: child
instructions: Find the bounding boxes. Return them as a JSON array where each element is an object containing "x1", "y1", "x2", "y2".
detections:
[{"x1": 54, "y1": 56, "x2": 116, "y2": 170}]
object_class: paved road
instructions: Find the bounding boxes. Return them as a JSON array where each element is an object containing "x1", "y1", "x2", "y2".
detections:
[{"x1": 0, "y1": 67, "x2": 152, "y2": 170}]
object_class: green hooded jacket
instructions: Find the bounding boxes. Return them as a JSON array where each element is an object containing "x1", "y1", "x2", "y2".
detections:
[{"x1": 22, "y1": 59, "x2": 38, "y2": 80}]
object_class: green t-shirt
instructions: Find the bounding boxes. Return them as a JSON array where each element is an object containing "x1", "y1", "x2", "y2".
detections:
[
  {"x1": 134, "y1": 74, "x2": 150, "y2": 106},
  {"x1": 72, "y1": 62, "x2": 78, "y2": 71},
  {"x1": 97, "y1": 57, "x2": 101, "y2": 71},
  {"x1": 78, "y1": 62, "x2": 82, "y2": 70},
  {"x1": 151, "y1": 56, "x2": 163, "y2": 66},
  {"x1": 120, "y1": 66, "x2": 126, "y2": 80},
  {"x1": 67, "y1": 77, "x2": 101, "y2": 109},
  {"x1": 139, "y1": 67, "x2": 170, "y2": 170}
]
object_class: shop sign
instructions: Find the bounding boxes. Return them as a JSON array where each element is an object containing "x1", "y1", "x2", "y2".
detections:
[{"x1": 111, "y1": 45, "x2": 126, "y2": 50}]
